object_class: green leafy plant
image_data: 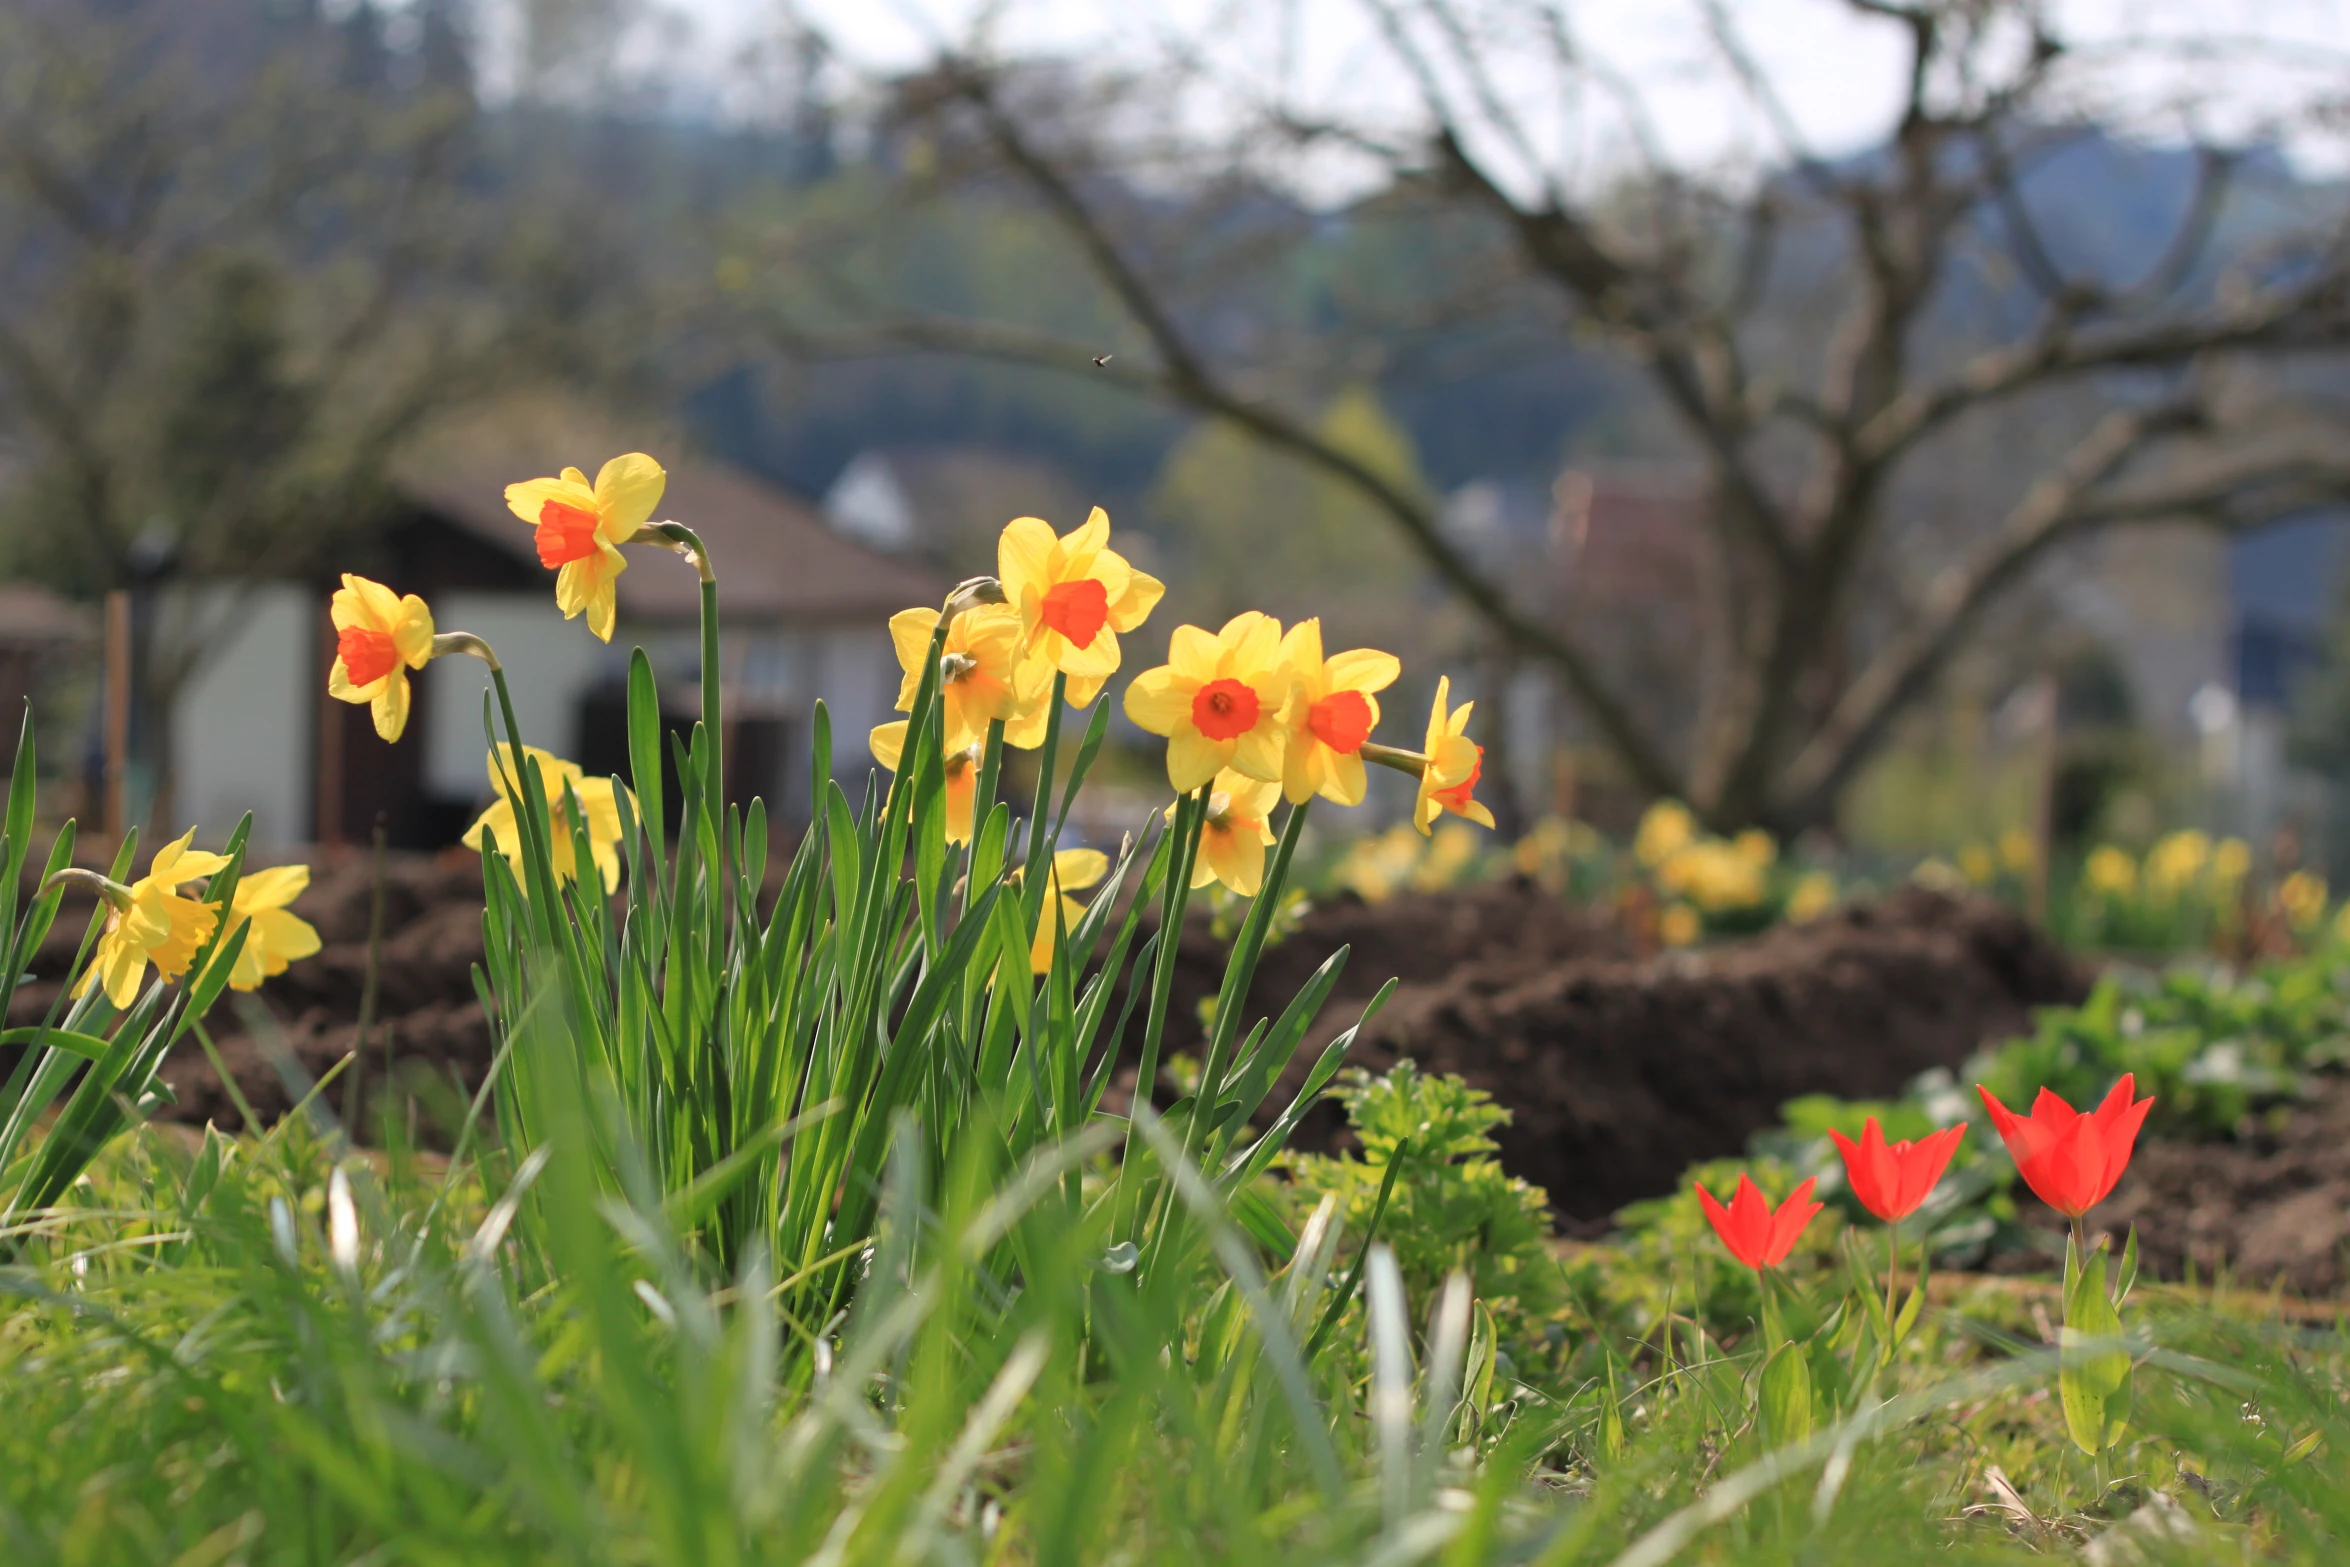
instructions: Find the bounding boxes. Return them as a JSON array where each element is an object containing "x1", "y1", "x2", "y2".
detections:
[{"x1": 1284, "y1": 1061, "x2": 1558, "y2": 1326}]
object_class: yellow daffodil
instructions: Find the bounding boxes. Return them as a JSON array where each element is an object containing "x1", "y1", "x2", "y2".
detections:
[
  {"x1": 1412, "y1": 677, "x2": 1494, "y2": 834},
  {"x1": 1785, "y1": 870, "x2": 1839, "y2": 923},
  {"x1": 1164, "y1": 768, "x2": 1280, "y2": 897},
  {"x1": 1731, "y1": 828, "x2": 1777, "y2": 869},
  {"x1": 1634, "y1": 800, "x2": 1695, "y2": 867},
  {"x1": 462, "y1": 745, "x2": 631, "y2": 893},
  {"x1": 869, "y1": 720, "x2": 982, "y2": 845},
  {"x1": 998, "y1": 507, "x2": 1164, "y2": 706},
  {"x1": 1999, "y1": 828, "x2": 2038, "y2": 875},
  {"x1": 889, "y1": 604, "x2": 1049, "y2": 752},
  {"x1": 2278, "y1": 870, "x2": 2328, "y2": 929},
  {"x1": 72, "y1": 830, "x2": 231, "y2": 1008},
  {"x1": 225, "y1": 865, "x2": 323, "y2": 992},
  {"x1": 1273, "y1": 618, "x2": 1398, "y2": 806},
  {"x1": 2145, "y1": 829, "x2": 2211, "y2": 897},
  {"x1": 327, "y1": 574, "x2": 435, "y2": 742},
  {"x1": 2213, "y1": 838, "x2": 2252, "y2": 882},
  {"x1": 1027, "y1": 847, "x2": 1110, "y2": 974},
  {"x1": 2083, "y1": 845, "x2": 2137, "y2": 898},
  {"x1": 503, "y1": 453, "x2": 667, "y2": 643},
  {"x1": 1123, "y1": 611, "x2": 1289, "y2": 792},
  {"x1": 1658, "y1": 904, "x2": 1702, "y2": 948}
]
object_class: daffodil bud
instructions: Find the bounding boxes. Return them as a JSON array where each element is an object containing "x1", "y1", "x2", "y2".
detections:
[
  {"x1": 942, "y1": 575, "x2": 1007, "y2": 621},
  {"x1": 43, "y1": 867, "x2": 133, "y2": 912},
  {"x1": 430, "y1": 631, "x2": 502, "y2": 671}
]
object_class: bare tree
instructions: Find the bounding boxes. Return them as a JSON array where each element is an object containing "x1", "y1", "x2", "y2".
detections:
[
  {"x1": 0, "y1": 0, "x2": 577, "y2": 824},
  {"x1": 763, "y1": 0, "x2": 2350, "y2": 832}
]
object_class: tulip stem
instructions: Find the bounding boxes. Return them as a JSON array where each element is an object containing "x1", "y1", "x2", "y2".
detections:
[{"x1": 1886, "y1": 1220, "x2": 1901, "y2": 1335}]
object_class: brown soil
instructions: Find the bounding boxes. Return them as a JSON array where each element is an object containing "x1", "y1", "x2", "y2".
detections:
[
  {"x1": 11, "y1": 857, "x2": 2085, "y2": 1231},
  {"x1": 2093, "y1": 1076, "x2": 2350, "y2": 1297},
  {"x1": 1244, "y1": 884, "x2": 2090, "y2": 1228},
  {"x1": 9, "y1": 848, "x2": 490, "y2": 1133}
]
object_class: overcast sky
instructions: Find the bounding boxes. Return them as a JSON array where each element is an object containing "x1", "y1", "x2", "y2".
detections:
[{"x1": 486, "y1": 0, "x2": 2350, "y2": 180}]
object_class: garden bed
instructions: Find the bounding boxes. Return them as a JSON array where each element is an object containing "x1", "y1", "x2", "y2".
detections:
[{"x1": 25, "y1": 854, "x2": 2343, "y2": 1290}]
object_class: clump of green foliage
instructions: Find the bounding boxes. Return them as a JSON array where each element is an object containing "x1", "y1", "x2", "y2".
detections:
[{"x1": 1284, "y1": 1061, "x2": 1558, "y2": 1326}]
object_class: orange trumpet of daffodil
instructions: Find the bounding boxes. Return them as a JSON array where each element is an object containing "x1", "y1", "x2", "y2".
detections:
[
  {"x1": 503, "y1": 453, "x2": 668, "y2": 642},
  {"x1": 1122, "y1": 611, "x2": 1290, "y2": 793},
  {"x1": 1027, "y1": 847, "x2": 1109, "y2": 974},
  {"x1": 889, "y1": 604, "x2": 1050, "y2": 752},
  {"x1": 70, "y1": 829, "x2": 231, "y2": 1008},
  {"x1": 869, "y1": 720, "x2": 982, "y2": 845},
  {"x1": 1413, "y1": 676, "x2": 1494, "y2": 833},
  {"x1": 1274, "y1": 618, "x2": 1398, "y2": 806},
  {"x1": 327, "y1": 574, "x2": 435, "y2": 742},
  {"x1": 1164, "y1": 768, "x2": 1280, "y2": 896},
  {"x1": 462, "y1": 745, "x2": 632, "y2": 893},
  {"x1": 998, "y1": 507, "x2": 1164, "y2": 706},
  {"x1": 224, "y1": 865, "x2": 324, "y2": 992}
]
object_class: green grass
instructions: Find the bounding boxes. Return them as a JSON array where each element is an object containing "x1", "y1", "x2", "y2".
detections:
[{"x1": 2, "y1": 1097, "x2": 2348, "y2": 1565}]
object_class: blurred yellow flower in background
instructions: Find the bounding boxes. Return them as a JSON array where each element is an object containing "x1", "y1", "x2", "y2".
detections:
[
  {"x1": 73, "y1": 830, "x2": 230, "y2": 1008},
  {"x1": 1999, "y1": 828, "x2": 2038, "y2": 875},
  {"x1": 225, "y1": 865, "x2": 322, "y2": 992},
  {"x1": 2144, "y1": 830, "x2": 2211, "y2": 897},
  {"x1": 503, "y1": 453, "x2": 667, "y2": 643},
  {"x1": 2278, "y1": 870, "x2": 2328, "y2": 929},
  {"x1": 2214, "y1": 838, "x2": 2252, "y2": 883},
  {"x1": 1027, "y1": 847, "x2": 1109, "y2": 974},
  {"x1": 1785, "y1": 870, "x2": 1839, "y2": 923},
  {"x1": 1659, "y1": 904, "x2": 1702, "y2": 947},
  {"x1": 868, "y1": 721, "x2": 982, "y2": 845},
  {"x1": 2084, "y1": 846, "x2": 2137, "y2": 897},
  {"x1": 1731, "y1": 829, "x2": 1776, "y2": 869},
  {"x1": 464, "y1": 745, "x2": 632, "y2": 894},
  {"x1": 1167, "y1": 768, "x2": 1280, "y2": 897},
  {"x1": 1957, "y1": 844, "x2": 1996, "y2": 885},
  {"x1": 997, "y1": 507, "x2": 1164, "y2": 705},
  {"x1": 1635, "y1": 800, "x2": 1695, "y2": 867},
  {"x1": 888, "y1": 604, "x2": 1047, "y2": 752}
]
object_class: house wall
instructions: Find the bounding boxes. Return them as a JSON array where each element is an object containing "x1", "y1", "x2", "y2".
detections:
[
  {"x1": 422, "y1": 592, "x2": 619, "y2": 805},
  {"x1": 173, "y1": 584, "x2": 314, "y2": 850}
]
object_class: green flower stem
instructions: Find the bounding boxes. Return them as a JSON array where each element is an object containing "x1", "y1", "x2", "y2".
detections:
[
  {"x1": 1019, "y1": 672, "x2": 1070, "y2": 931},
  {"x1": 1116, "y1": 784, "x2": 1206, "y2": 1245},
  {"x1": 1188, "y1": 797, "x2": 1312, "y2": 1170}
]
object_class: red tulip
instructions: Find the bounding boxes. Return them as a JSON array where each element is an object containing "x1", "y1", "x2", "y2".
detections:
[
  {"x1": 1975, "y1": 1076, "x2": 2154, "y2": 1219},
  {"x1": 1827, "y1": 1118, "x2": 1967, "y2": 1223},
  {"x1": 1695, "y1": 1173, "x2": 1822, "y2": 1270}
]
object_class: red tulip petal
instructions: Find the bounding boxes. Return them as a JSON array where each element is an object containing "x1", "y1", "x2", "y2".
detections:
[
  {"x1": 2090, "y1": 1073, "x2": 2139, "y2": 1135},
  {"x1": 2037, "y1": 1111, "x2": 2107, "y2": 1217},
  {"x1": 1827, "y1": 1126, "x2": 1886, "y2": 1220},
  {"x1": 2090, "y1": 1088, "x2": 2155, "y2": 1208},
  {"x1": 1890, "y1": 1123, "x2": 1960, "y2": 1218},
  {"x1": 1978, "y1": 1084, "x2": 2051, "y2": 1173},
  {"x1": 2028, "y1": 1085, "x2": 2083, "y2": 1128},
  {"x1": 1696, "y1": 1181, "x2": 1758, "y2": 1268},
  {"x1": 1763, "y1": 1176, "x2": 1821, "y2": 1265}
]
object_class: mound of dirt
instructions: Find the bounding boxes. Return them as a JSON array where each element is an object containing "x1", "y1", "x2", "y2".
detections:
[
  {"x1": 8, "y1": 848, "x2": 490, "y2": 1133},
  {"x1": 2093, "y1": 1077, "x2": 2350, "y2": 1296},
  {"x1": 1258, "y1": 885, "x2": 2091, "y2": 1228},
  {"x1": 13, "y1": 853, "x2": 2085, "y2": 1227}
]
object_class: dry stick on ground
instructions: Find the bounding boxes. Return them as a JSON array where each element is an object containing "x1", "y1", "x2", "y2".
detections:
[{"x1": 774, "y1": 2, "x2": 2350, "y2": 831}]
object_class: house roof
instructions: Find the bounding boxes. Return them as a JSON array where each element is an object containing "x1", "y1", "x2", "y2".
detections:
[
  {"x1": 0, "y1": 582, "x2": 93, "y2": 649},
  {"x1": 397, "y1": 453, "x2": 951, "y2": 625}
]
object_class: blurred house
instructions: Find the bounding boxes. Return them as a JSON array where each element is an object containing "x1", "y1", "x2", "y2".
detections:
[
  {"x1": 172, "y1": 448, "x2": 944, "y2": 851},
  {"x1": 822, "y1": 447, "x2": 1092, "y2": 570},
  {"x1": 0, "y1": 583, "x2": 89, "y2": 740}
]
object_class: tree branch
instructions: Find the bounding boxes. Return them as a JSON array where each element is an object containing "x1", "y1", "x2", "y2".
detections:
[{"x1": 1776, "y1": 408, "x2": 2350, "y2": 819}]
